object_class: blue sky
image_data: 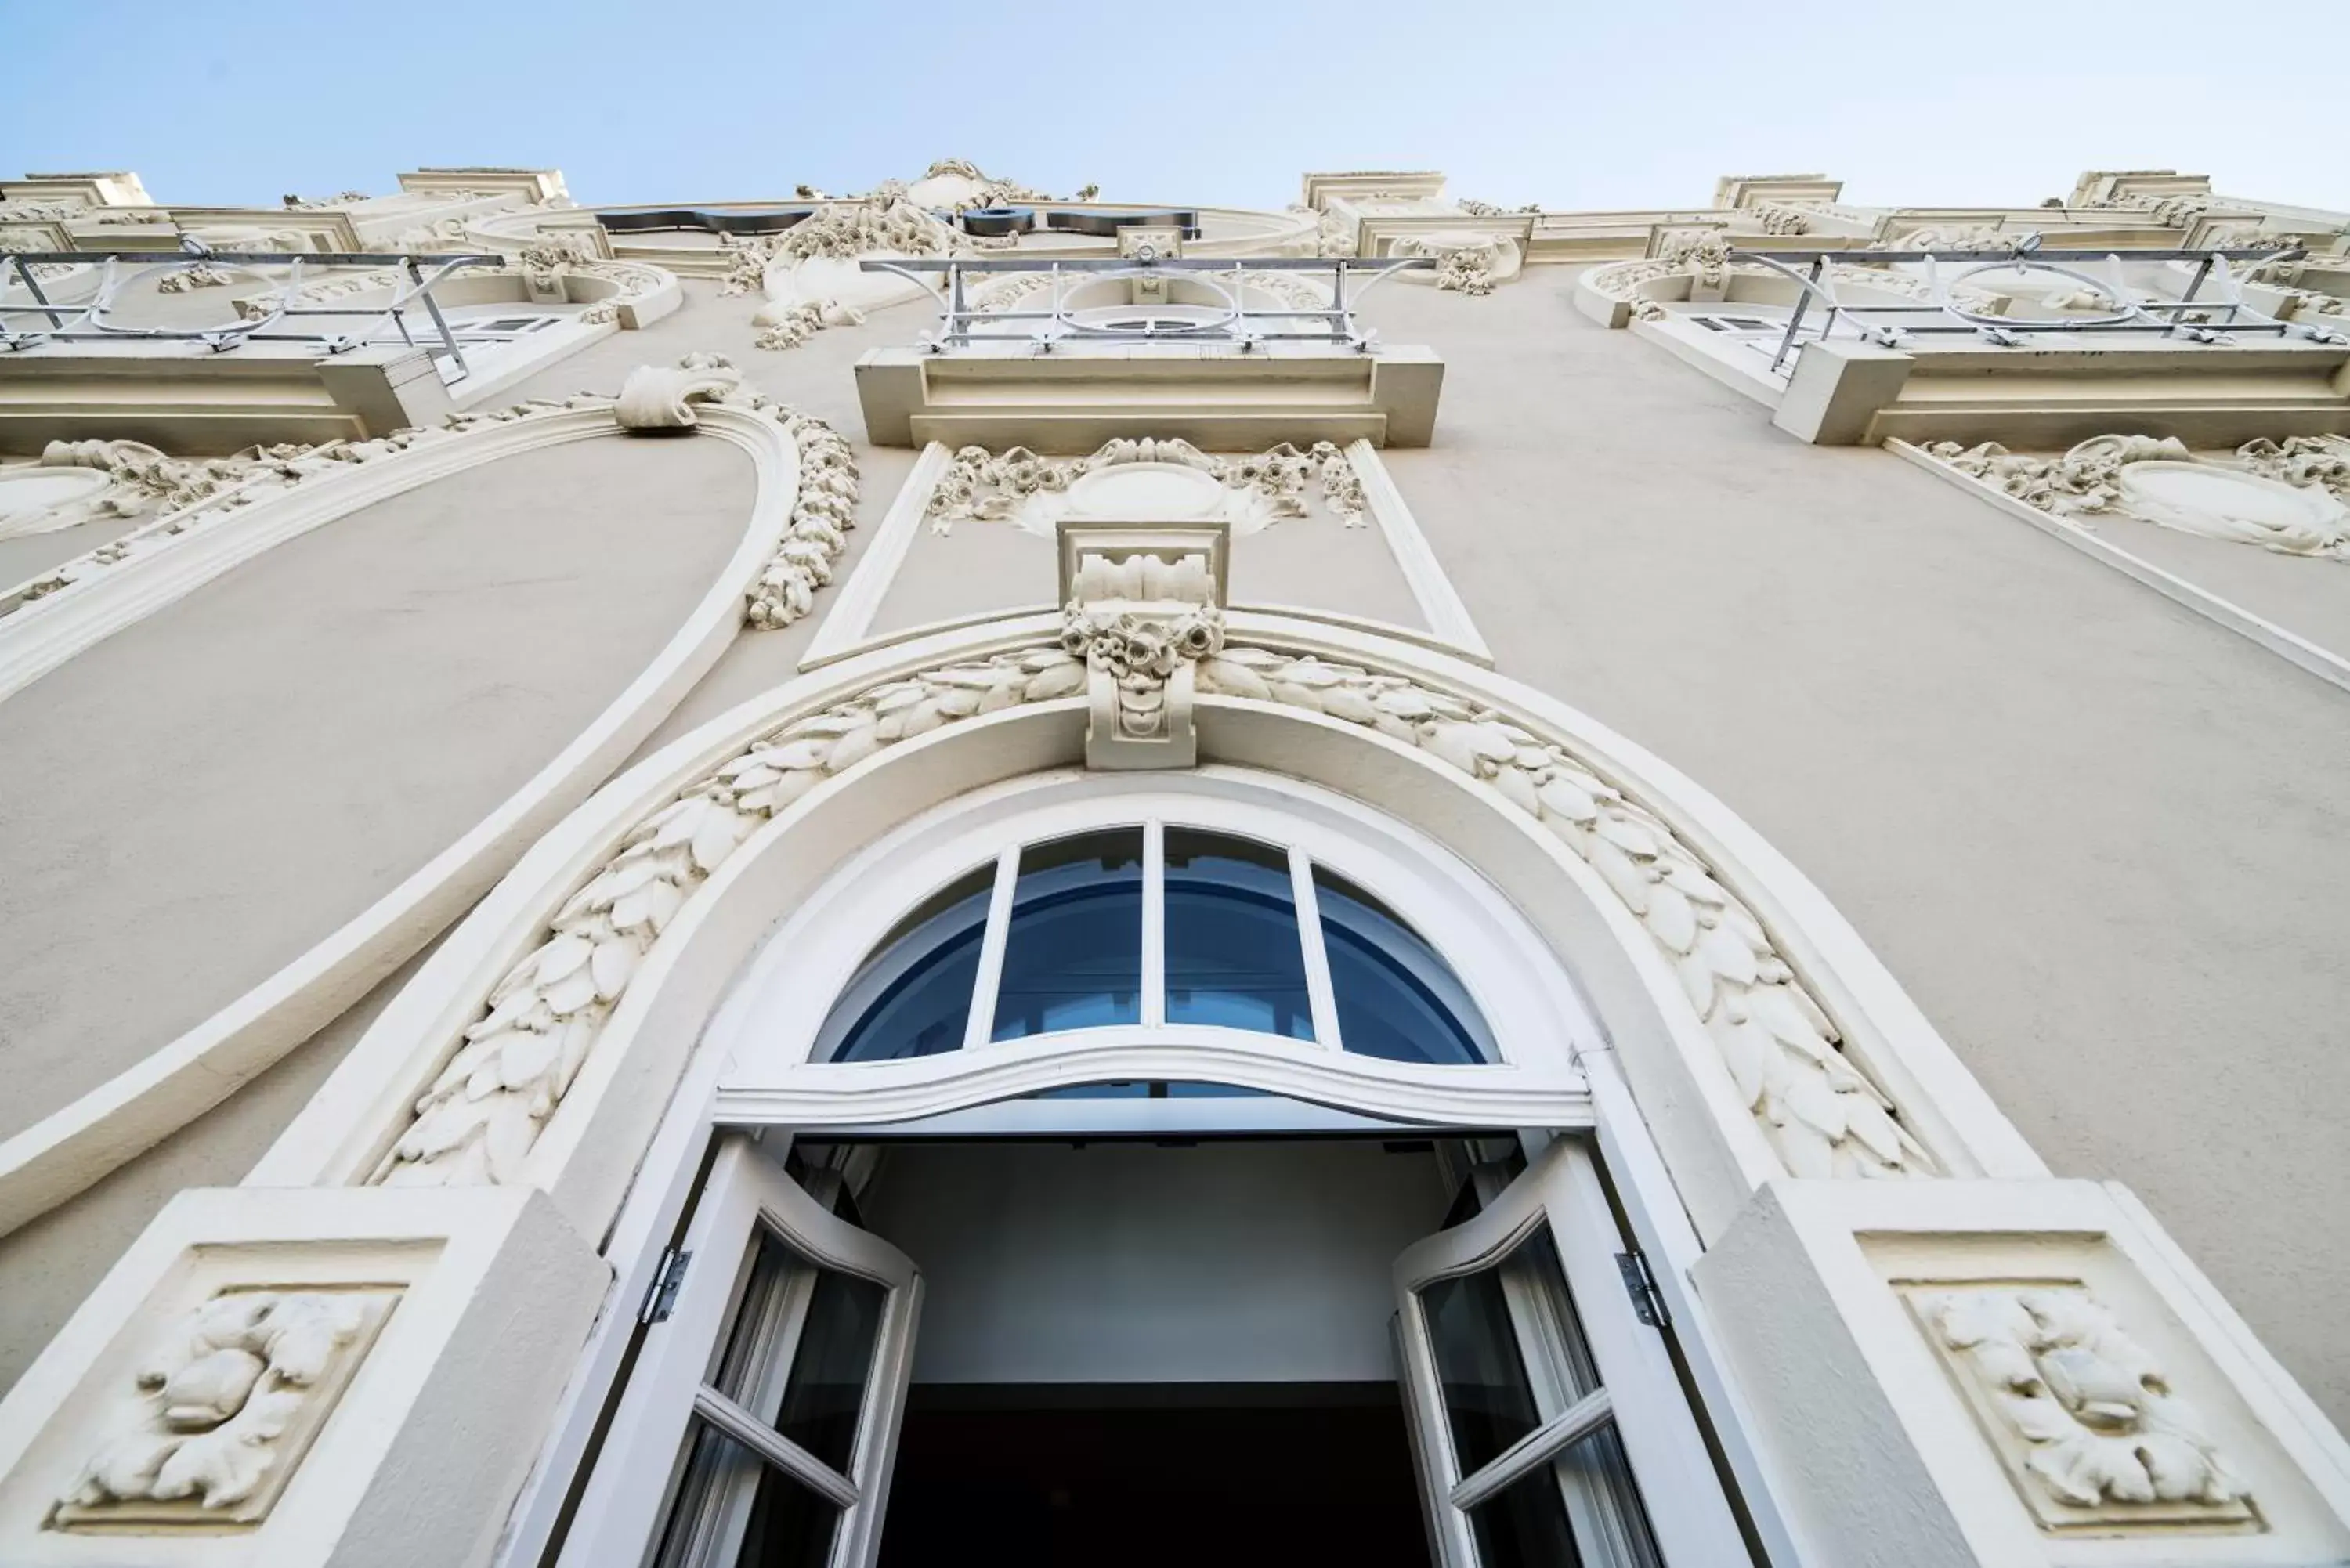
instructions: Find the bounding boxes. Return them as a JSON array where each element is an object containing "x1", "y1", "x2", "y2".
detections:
[{"x1": 5, "y1": 0, "x2": 2344, "y2": 215}]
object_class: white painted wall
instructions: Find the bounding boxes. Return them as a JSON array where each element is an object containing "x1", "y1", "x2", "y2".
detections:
[{"x1": 857, "y1": 1140, "x2": 1452, "y2": 1385}]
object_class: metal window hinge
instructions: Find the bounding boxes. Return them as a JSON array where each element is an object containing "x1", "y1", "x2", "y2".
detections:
[
  {"x1": 1614, "y1": 1250, "x2": 1671, "y2": 1329},
  {"x1": 640, "y1": 1248, "x2": 692, "y2": 1325}
]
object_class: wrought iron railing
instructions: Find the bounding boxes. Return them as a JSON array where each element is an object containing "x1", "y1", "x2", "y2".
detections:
[
  {"x1": 1726, "y1": 240, "x2": 2341, "y2": 374},
  {"x1": 0, "y1": 246, "x2": 505, "y2": 376},
  {"x1": 859, "y1": 255, "x2": 1434, "y2": 352}
]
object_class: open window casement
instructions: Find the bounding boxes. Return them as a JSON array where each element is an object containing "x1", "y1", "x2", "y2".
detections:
[
  {"x1": 1393, "y1": 1136, "x2": 1745, "y2": 1567},
  {"x1": 577, "y1": 1136, "x2": 920, "y2": 1568}
]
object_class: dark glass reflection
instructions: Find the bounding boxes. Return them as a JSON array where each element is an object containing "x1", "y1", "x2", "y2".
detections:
[
  {"x1": 653, "y1": 1425, "x2": 840, "y2": 1568},
  {"x1": 990, "y1": 830, "x2": 1144, "y2": 1040},
  {"x1": 1466, "y1": 1455, "x2": 1585, "y2": 1568},
  {"x1": 772, "y1": 1251, "x2": 888, "y2": 1476},
  {"x1": 1420, "y1": 1245, "x2": 1545, "y2": 1478},
  {"x1": 1022, "y1": 1080, "x2": 1267, "y2": 1100},
  {"x1": 1314, "y1": 867, "x2": 1498, "y2": 1064},
  {"x1": 812, "y1": 864, "x2": 995, "y2": 1062},
  {"x1": 1163, "y1": 830, "x2": 1314, "y2": 1038}
]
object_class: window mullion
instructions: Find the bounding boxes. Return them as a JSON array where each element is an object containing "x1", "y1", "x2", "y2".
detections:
[
  {"x1": 689, "y1": 1385, "x2": 859, "y2": 1508},
  {"x1": 1446, "y1": 1387, "x2": 1614, "y2": 1513},
  {"x1": 962, "y1": 847, "x2": 1021, "y2": 1051},
  {"x1": 1141, "y1": 819, "x2": 1166, "y2": 1028},
  {"x1": 1292, "y1": 848, "x2": 1342, "y2": 1050}
]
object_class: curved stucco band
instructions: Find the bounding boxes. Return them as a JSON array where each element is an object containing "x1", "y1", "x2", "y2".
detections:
[
  {"x1": 0, "y1": 400, "x2": 808, "y2": 1238},
  {"x1": 253, "y1": 609, "x2": 2044, "y2": 1245}
]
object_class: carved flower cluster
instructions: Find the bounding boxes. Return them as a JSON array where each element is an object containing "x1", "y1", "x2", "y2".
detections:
[
  {"x1": 1921, "y1": 1287, "x2": 2245, "y2": 1513},
  {"x1": 1064, "y1": 605, "x2": 1225, "y2": 681},
  {"x1": 63, "y1": 1291, "x2": 380, "y2": 1516},
  {"x1": 743, "y1": 396, "x2": 859, "y2": 630},
  {"x1": 155, "y1": 261, "x2": 230, "y2": 293},
  {"x1": 752, "y1": 298, "x2": 866, "y2": 353},
  {"x1": 374, "y1": 641, "x2": 1929, "y2": 1187},
  {"x1": 778, "y1": 199, "x2": 952, "y2": 262},
  {"x1": 1752, "y1": 203, "x2": 1813, "y2": 236},
  {"x1": 927, "y1": 437, "x2": 1365, "y2": 533},
  {"x1": 1437, "y1": 248, "x2": 1496, "y2": 296}
]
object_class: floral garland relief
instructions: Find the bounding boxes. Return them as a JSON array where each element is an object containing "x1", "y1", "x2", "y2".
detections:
[
  {"x1": 925, "y1": 438, "x2": 1366, "y2": 536},
  {"x1": 372, "y1": 636, "x2": 1932, "y2": 1187}
]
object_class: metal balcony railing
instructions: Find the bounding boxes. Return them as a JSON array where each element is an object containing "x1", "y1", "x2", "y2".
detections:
[
  {"x1": 0, "y1": 245, "x2": 505, "y2": 376},
  {"x1": 859, "y1": 255, "x2": 1434, "y2": 353},
  {"x1": 1728, "y1": 240, "x2": 2341, "y2": 374}
]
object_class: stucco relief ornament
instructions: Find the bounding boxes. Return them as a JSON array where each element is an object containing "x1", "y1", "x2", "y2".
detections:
[
  {"x1": 6, "y1": 432, "x2": 446, "y2": 603},
  {"x1": 371, "y1": 641, "x2": 1930, "y2": 1185},
  {"x1": 53, "y1": 1288, "x2": 398, "y2": 1529},
  {"x1": 1912, "y1": 1285, "x2": 2251, "y2": 1529},
  {"x1": 1751, "y1": 202, "x2": 1813, "y2": 236},
  {"x1": 927, "y1": 439, "x2": 1364, "y2": 536},
  {"x1": 1925, "y1": 433, "x2": 2350, "y2": 558},
  {"x1": 154, "y1": 260, "x2": 231, "y2": 293},
  {"x1": 1885, "y1": 225, "x2": 2012, "y2": 253},
  {"x1": 752, "y1": 298, "x2": 865, "y2": 352},
  {"x1": 611, "y1": 355, "x2": 862, "y2": 628},
  {"x1": 1287, "y1": 204, "x2": 1358, "y2": 258}
]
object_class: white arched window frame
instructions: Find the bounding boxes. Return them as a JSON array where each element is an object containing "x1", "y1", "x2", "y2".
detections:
[
  {"x1": 542, "y1": 767, "x2": 1756, "y2": 1568},
  {"x1": 710, "y1": 768, "x2": 1601, "y2": 1136}
]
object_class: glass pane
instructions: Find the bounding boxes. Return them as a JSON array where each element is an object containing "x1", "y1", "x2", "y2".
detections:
[
  {"x1": 1419, "y1": 1222, "x2": 1596, "y2": 1478},
  {"x1": 1163, "y1": 830, "x2": 1314, "y2": 1039},
  {"x1": 710, "y1": 1231, "x2": 799, "y2": 1404},
  {"x1": 1314, "y1": 866, "x2": 1499, "y2": 1064},
  {"x1": 653, "y1": 1425, "x2": 841, "y2": 1568},
  {"x1": 1553, "y1": 1423, "x2": 1666, "y2": 1568},
  {"x1": 773, "y1": 1252, "x2": 888, "y2": 1476},
  {"x1": 1466, "y1": 1452, "x2": 1585, "y2": 1568},
  {"x1": 812, "y1": 862, "x2": 995, "y2": 1062},
  {"x1": 989, "y1": 829, "x2": 1144, "y2": 1040},
  {"x1": 707, "y1": 1228, "x2": 887, "y2": 1477},
  {"x1": 1022, "y1": 1079, "x2": 1268, "y2": 1100}
]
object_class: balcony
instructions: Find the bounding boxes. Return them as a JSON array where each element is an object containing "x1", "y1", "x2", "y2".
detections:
[
  {"x1": 1580, "y1": 238, "x2": 2350, "y2": 446},
  {"x1": 0, "y1": 243, "x2": 672, "y2": 452},
  {"x1": 851, "y1": 255, "x2": 1444, "y2": 450}
]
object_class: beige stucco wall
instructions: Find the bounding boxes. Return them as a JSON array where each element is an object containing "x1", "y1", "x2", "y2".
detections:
[
  {"x1": 1356, "y1": 275, "x2": 2350, "y2": 1428},
  {"x1": 0, "y1": 433, "x2": 752, "y2": 1136},
  {"x1": 6, "y1": 263, "x2": 2346, "y2": 1454},
  {"x1": 0, "y1": 945, "x2": 435, "y2": 1397}
]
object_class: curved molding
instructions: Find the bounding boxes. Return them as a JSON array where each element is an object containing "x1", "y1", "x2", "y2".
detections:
[
  {"x1": 712, "y1": 1028, "x2": 1590, "y2": 1128},
  {"x1": 0, "y1": 404, "x2": 609, "y2": 703},
  {"x1": 0, "y1": 399, "x2": 813, "y2": 1237},
  {"x1": 247, "y1": 611, "x2": 2044, "y2": 1245}
]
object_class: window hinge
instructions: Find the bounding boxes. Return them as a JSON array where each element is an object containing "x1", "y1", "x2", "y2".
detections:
[
  {"x1": 1615, "y1": 1250, "x2": 1670, "y2": 1329},
  {"x1": 640, "y1": 1248, "x2": 692, "y2": 1325}
]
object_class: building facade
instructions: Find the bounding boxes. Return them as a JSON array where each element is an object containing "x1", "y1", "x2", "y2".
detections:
[{"x1": 1, "y1": 158, "x2": 2348, "y2": 1567}]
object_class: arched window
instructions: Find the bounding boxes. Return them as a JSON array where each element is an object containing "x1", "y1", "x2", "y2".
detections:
[{"x1": 811, "y1": 824, "x2": 1499, "y2": 1066}]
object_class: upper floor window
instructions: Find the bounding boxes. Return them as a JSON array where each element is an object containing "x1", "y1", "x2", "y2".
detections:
[{"x1": 811, "y1": 824, "x2": 1499, "y2": 1066}]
